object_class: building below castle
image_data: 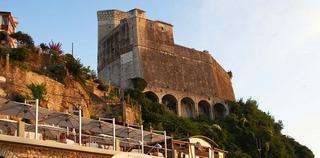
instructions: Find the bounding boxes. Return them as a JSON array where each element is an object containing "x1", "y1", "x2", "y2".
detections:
[
  {"x1": 97, "y1": 9, "x2": 235, "y2": 119},
  {"x1": 0, "y1": 11, "x2": 18, "y2": 47}
]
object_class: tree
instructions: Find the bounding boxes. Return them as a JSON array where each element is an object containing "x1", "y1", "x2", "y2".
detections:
[
  {"x1": 27, "y1": 83, "x2": 47, "y2": 100},
  {"x1": 130, "y1": 77, "x2": 147, "y2": 91},
  {"x1": 10, "y1": 47, "x2": 29, "y2": 61},
  {"x1": 39, "y1": 43, "x2": 49, "y2": 51},
  {"x1": 10, "y1": 31, "x2": 34, "y2": 46}
]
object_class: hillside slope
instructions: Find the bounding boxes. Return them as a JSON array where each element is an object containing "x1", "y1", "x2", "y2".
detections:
[{"x1": 125, "y1": 85, "x2": 314, "y2": 158}]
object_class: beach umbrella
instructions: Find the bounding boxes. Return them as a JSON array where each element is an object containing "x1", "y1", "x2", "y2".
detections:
[
  {"x1": 41, "y1": 112, "x2": 80, "y2": 129},
  {"x1": 82, "y1": 119, "x2": 113, "y2": 134},
  {"x1": 0, "y1": 101, "x2": 38, "y2": 121}
]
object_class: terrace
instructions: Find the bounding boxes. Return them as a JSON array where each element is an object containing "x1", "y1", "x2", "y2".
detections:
[{"x1": 0, "y1": 97, "x2": 170, "y2": 157}]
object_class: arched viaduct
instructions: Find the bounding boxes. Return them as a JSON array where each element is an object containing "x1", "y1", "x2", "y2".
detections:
[{"x1": 144, "y1": 87, "x2": 229, "y2": 119}]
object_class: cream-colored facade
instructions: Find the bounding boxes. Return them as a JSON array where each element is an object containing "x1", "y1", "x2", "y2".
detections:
[
  {"x1": 0, "y1": 11, "x2": 18, "y2": 47},
  {"x1": 172, "y1": 136, "x2": 227, "y2": 158}
]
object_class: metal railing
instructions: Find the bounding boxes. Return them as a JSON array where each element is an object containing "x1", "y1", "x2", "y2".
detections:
[{"x1": 0, "y1": 99, "x2": 172, "y2": 157}]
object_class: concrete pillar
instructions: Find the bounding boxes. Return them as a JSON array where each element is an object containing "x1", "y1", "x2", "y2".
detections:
[
  {"x1": 172, "y1": 149, "x2": 178, "y2": 158},
  {"x1": 17, "y1": 120, "x2": 25, "y2": 137},
  {"x1": 189, "y1": 144, "x2": 196, "y2": 158},
  {"x1": 210, "y1": 104, "x2": 214, "y2": 120},
  {"x1": 209, "y1": 149, "x2": 212, "y2": 158},
  {"x1": 177, "y1": 101, "x2": 182, "y2": 117},
  {"x1": 194, "y1": 101, "x2": 199, "y2": 118},
  {"x1": 115, "y1": 138, "x2": 121, "y2": 151}
]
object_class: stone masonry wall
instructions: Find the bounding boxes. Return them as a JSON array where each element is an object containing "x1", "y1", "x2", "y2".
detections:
[
  {"x1": 136, "y1": 18, "x2": 235, "y2": 101},
  {"x1": 97, "y1": 9, "x2": 235, "y2": 118},
  {"x1": 0, "y1": 140, "x2": 111, "y2": 158}
]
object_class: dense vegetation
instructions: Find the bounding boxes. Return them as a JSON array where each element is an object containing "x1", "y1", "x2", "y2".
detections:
[
  {"x1": 126, "y1": 79, "x2": 314, "y2": 158},
  {"x1": 0, "y1": 31, "x2": 96, "y2": 84}
]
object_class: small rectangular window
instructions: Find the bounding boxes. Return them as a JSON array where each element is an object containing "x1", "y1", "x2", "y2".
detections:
[{"x1": 3, "y1": 16, "x2": 9, "y2": 25}]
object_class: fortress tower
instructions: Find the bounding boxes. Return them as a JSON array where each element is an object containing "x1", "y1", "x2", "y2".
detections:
[{"x1": 97, "y1": 9, "x2": 235, "y2": 119}]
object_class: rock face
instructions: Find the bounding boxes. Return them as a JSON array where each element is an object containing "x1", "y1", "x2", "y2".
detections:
[
  {"x1": 1, "y1": 67, "x2": 98, "y2": 117},
  {"x1": 0, "y1": 76, "x2": 6, "y2": 83},
  {"x1": 97, "y1": 9, "x2": 235, "y2": 118},
  {"x1": 0, "y1": 88, "x2": 6, "y2": 97},
  {"x1": 0, "y1": 66, "x2": 141, "y2": 123}
]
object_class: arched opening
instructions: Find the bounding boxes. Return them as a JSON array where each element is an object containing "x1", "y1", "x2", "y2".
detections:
[
  {"x1": 144, "y1": 91, "x2": 159, "y2": 103},
  {"x1": 198, "y1": 100, "x2": 211, "y2": 117},
  {"x1": 162, "y1": 94, "x2": 178, "y2": 113},
  {"x1": 213, "y1": 103, "x2": 228, "y2": 118},
  {"x1": 181, "y1": 97, "x2": 195, "y2": 118}
]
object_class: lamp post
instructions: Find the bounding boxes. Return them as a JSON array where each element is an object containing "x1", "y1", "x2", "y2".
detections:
[
  {"x1": 141, "y1": 124, "x2": 144, "y2": 154},
  {"x1": 35, "y1": 99, "x2": 39, "y2": 140},
  {"x1": 78, "y1": 108, "x2": 82, "y2": 145},
  {"x1": 99, "y1": 117, "x2": 116, "y2": 150}
]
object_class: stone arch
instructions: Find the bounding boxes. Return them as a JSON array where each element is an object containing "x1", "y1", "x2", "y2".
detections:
[
  {"x1": 162, "y1": 94, "x2": 178, "y2": 113},
  {"x1": 181, "y1": 97, "x2": 195, "y2": 118},
  {"x1": 144, "y1": 91, "x2": 159, "y2": 103},
  {"x1": 198, "y1": 100, "x2": 211, "y2": 117},
  {"x1": 213, "y1": 103, "x2": 229, "y2": 118}
]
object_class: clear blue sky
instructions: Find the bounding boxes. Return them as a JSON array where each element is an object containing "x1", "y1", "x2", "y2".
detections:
[{"x1": 1, "y1": 0, "x2": 319, "y2": 156}]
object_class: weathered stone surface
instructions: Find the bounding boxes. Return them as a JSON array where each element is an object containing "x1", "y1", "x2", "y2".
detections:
[
  {"x1": 0, "y1": 76, "x2": 6, "y2": 83},
  {"x1": 97, "y1": 9, "x2": 235, "y2": 118},
  {"x1": 0, "y1": 138, "x2": 112, "y2": 158},
  {"x1": 2, "y1": 67, "x2": 94, "y2": 117},
  {"x1": 0, "y1": 88, "x2": 6, "y2": 97}
]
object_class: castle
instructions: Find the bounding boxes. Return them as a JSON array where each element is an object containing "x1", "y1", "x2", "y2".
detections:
[{"x1": 97, "y1": 9, "x2": 235, "y2": 119}]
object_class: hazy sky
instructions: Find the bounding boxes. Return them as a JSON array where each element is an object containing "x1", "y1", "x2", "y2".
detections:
[{"x1": 1, "y1": 0, "x2": 319, "y2": 156}]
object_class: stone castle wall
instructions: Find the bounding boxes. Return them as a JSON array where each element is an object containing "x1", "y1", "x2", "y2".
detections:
[{"x1": 97, "y1": 9, "x2": 235, "y2": 118}]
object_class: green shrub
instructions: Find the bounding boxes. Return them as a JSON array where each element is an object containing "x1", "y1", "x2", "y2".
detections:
[
  {"x1": 130, "y1": 77, "x2": 147, "y2": 91},
  {"x1": 10, "y1": 47, "x2": 29, "y2": 61},
  {"x1": 63, "y1": 54, "x2": 95, "y2": 83},
  {"x1": 10, "y1": 31, "x2": 34, "y2": 46},
  {"x1": 44, "y1": 64, "x2": 67, "y2": 83},
  {"x1": 124, "y1": 85, "x2": 314, "y2": 157},
  {"x1": 39, "y1": 43, "x2": 49, "y2": 51},
  {"x1": 49, "y1": 50, "x2": 60, "y2": 64},
  {"x1": 11, "y1": 92, "x2": 26, "y2": 102},
  {"x1": 97, "y1": 84, "x2": 107, "y2": 91},
  {"x1": 64, "y1": 54, "x2": 82, "y2": 76},
  {"x1": 0, "y1": 47, "x2": 9, "y2": 57},
  {"x1": 27, "y1": 83, "x2": 46, "y2": 100}
]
